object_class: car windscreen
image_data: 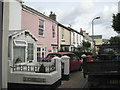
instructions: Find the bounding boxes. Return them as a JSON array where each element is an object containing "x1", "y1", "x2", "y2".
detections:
[
  {"x1": 63, "y1": 54, "x2": 80, "y2": 60},
  {"x1": 47, "y1": 54, "x2": 61, "y2": 58}
]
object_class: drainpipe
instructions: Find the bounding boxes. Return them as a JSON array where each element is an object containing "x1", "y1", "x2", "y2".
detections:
[{"x1": 0, "y1": 1, "x2": 3, "y2": 90}]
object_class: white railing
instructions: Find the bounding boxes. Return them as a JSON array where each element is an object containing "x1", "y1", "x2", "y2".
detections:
[
  {"x1": 10, "y1": 57, "x2": 56, "y2": 73},
  {"x1": 12, "y1": 64, "x2": 56, "y2": 73}
]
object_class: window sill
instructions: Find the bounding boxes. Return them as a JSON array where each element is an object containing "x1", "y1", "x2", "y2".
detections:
[{"x1": 38, "y1": 35, "x2": 45, "y2": 38}]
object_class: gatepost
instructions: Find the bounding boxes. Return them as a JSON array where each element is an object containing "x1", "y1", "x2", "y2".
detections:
[{"x1": 61, "y1": 56, "x2": 70, "y2": 80}]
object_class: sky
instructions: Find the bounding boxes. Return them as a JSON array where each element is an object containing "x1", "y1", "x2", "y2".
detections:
[{"x1": 23, "y1": 0, "x2": 120, "y2": 39}]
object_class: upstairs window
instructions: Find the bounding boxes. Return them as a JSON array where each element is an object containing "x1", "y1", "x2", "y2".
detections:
[
  {"x1": 52, "y1": 25, "x2": 56, "y2": 38},
  {"x1": 73, "y1": 33, "x2": 75, "y2": 44},
  {"x1": 77, "y1": 34, "x2": 78, "y2": 44},
  {"x1": 61, "y1": 28, "x2": 64, "y2": 40},
  {"x1": 39, "y1": 19, "x2": 44, "y2": 36}
]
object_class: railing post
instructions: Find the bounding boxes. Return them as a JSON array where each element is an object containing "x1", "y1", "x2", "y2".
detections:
[
  {"x1": 83, "y1": 57, "x2": 87, "y2": 78},
  {"x1": 52, "y1": 57, "x2": 61, "y2": 78},
  {"x1": 61, "y1": 56, "x2": 70, "y2": 80}
]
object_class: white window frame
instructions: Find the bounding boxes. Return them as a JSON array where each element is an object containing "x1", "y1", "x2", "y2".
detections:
[
  {"x1": 52, "y1": 46, "x2": 58, "y2": 52},
  {"x1": 61, "y1": 28, "x2": 64, "y2": 40},
  {"x1": 14, "y1": 40, "x2": 27, "y2": 47},
  {"x1": 37, "y1": 46, "x2": 46, "y2": 61},
  {"x1": 13, "y1": 40, "x2": 27, "y2": 64},
  {"x1": 73, "y1": 33, "x2": 75, "y2": 44},
  {"x1": 52, "y1": 25, "x2": 56, "y2": 39},
  {"x1": 77, "y1": 34, "x2": 78, "y2": 44},
  {"x1": 27, "y1": 42, "x2": 34, "y2": 61},
  {"x1": 39, "y1": 19, "x2": 45, "y2": 36}
]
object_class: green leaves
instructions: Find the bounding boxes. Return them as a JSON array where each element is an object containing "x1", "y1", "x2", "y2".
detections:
[
  {"x1": 109, "y1": 36, "x2": 120, "y2": 45},
  {"x1": 112, "y1": 13, "x2": 120, "y2": 33}
]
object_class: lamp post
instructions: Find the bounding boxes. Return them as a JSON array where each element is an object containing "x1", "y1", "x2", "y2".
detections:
[{"x1": 92, "y1": 17, "x2": 100, "y2": 56}]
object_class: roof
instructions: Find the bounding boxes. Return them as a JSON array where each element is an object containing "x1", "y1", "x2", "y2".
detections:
[
  {"x1": 67, "y1": 27, "x2": 82, "y2": 35},
  {"x1": 9, "y1": 29, "x2": 38, "y2": 41},
  {"x1": 89, "y1": 35, "x2": 102, "y2": 39},
  {"x1": 58, "y1": 23, "x2": 71, "y2": 31},
  {"x1": 22, "y1": 4, "x2": 58, "y2": 24}
]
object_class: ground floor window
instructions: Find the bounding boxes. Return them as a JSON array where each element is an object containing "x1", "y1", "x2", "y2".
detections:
[
  {"x1": 37, "y1": 47, "x2": 46, "y2": 61},
  {"x1": 52, "y1": 46, "x2": 58, "y2": 52},
  {"x1": 27, "y1": 43, "x2": 34, "y2": 61},
  {"x1": 13, "y1": 46, "x2": 25, "y2": 64}
]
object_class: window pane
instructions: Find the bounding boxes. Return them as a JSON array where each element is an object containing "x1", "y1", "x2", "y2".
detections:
[
  {"x1": 39, "y1": 19, "x2": 44, "y2": 36},
  {"x1": 13, "y1": 47, "x2": 25, "y2": 64},
  {"x1": 37, "y1": 47, "x2": 45, "y2": 61},
  {"x1": 27, "y1": 43, "x2": 34, "y2": 61},
  {"x1": 14, "y1": 41, "x2": 27, "y2": 46},
  {"x1": 52, "y1": 25, "x2": 56, "y2": 38},
  {"x1": 39, "y1": 29, "x2": 44, "y2": 35}
]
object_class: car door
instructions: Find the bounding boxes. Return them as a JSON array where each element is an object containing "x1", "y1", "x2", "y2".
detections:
[{"x1": 72, "y1": 54, "x2": 80, "y2": 70}]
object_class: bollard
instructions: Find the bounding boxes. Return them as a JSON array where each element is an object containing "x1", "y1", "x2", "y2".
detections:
[{"x1": 61, "y1": 56, "x2": 70, "y2": 80}]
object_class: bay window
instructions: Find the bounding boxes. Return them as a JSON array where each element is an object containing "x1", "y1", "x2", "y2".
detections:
[{"x1": 13, "y1": 40, "x2": 27, "y2": 64}]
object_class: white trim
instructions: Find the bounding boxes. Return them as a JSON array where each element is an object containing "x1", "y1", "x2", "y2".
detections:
[
  {"x1": 52, "y1": 24, "x2": 56, "y2": 39},
  {"x1": 27, "y1": 42, "x2": 34, "y2": 61},
  {"x1": 14, "y1": 40, "x2": 27, "y2": 47},
  {"x1": 11, "y1": 30, "x2": 38, "y2": 41},
  {"x1": 38, "y1": 19, "x2": 45, "y2": 37},
  {"x1": 37, "y1": 46, "x2": 46, "y2": 61}
]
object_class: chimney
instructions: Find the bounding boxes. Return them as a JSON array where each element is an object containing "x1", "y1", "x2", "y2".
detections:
[
  {"x1": 86, "y1": 33, "x2": 89, "y2": 35},
  {"x1": 49, "y1": 11, "x2": 56, "y2": 21},
  {"x1": 80, "y1": 28, "x2": 82, "y2": 32}
]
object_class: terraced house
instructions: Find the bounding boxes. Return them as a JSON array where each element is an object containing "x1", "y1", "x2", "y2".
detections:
[
  {"x1": 58, "y1": 23, "x2": 71, "y2": 51},
  {"x1": 69, "y1": 27, "x2": 83, "y2": 51},
  {"x1": 21, "y1": 5, "x2": 58, "y2": 60}
]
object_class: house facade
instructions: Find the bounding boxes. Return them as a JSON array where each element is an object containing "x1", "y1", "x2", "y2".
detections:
[
  {"x1": 68, "y1": 27, "x2": 83, "y2": 51},
  {"x1": 80, "y1": 30, "x2": 93, "y2": 48},
  {"x1": 58, "y1": 23, "x2": 71, "y2": 51},
  {"x1": 90, "y1": 35, "x2": 103, "y2": 52},
  {"x1": 21, "y1": 5, "x2": 58, "y2": 60},
  {"x1": 8, "y1": 30, "x2": 38, "y2": 65}
]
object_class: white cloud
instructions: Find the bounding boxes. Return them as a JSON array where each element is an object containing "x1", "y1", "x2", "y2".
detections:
[
  {"x1": 23, "y1": 0, "x2": 120, "y2": 3},
  {"x1": 25, "y1": 1, "x2": 119, "y2": 39}
]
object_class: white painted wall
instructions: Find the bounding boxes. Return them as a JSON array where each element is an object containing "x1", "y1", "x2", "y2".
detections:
[
  {"x1": 9, "y1": 0, "x2": 22, "y2": 30},
  {"x1": 118, "y1": 1, "x2": 120, "y2": 13},
  {"x1": 2, "y1": 2, "x2": 9, "y2": 89}
]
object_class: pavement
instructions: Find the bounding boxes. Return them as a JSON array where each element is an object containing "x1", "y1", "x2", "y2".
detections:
[{"x1": 58, "y1": 70, "x2": 88, "y2": 89}]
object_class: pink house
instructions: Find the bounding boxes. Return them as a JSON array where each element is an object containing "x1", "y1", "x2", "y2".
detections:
[{"x1": 21, "y1": 5, "x2": 58, "y2": 61}]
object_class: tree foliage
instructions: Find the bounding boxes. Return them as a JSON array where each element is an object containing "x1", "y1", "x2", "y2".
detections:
[
  {"x1": 112, "y1": 13, "x2": 120, "y2": 33},
  {"x1": 82, "y1": 40, "x2": 91, "y2": 48},
  {"x1": 109, "y1": 36, "x2": 120, "y2": 45}
]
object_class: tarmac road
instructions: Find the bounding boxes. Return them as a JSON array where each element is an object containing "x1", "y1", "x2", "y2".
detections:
[{"x1": 58, "y1": 70, "x2": 88, "y2": 89}]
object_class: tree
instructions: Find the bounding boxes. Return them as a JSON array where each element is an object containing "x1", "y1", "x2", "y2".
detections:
[
  {"x1": 109, "y1": 36, "x2": 120, "y2": 45},
  {"x1": 112, "y1": 13, "x2": 120, "y2": 33},
  {"x1": 81, "y1": 40, "x2": 91, "y2": 52}
]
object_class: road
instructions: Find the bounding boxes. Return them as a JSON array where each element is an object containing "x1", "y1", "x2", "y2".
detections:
[{"x1": 58, "y1": 70, "x2": 88, "y2": 89}]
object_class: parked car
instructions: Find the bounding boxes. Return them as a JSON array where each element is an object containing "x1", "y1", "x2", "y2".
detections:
[{"x1": 46, "y1": 52, "x2": 83, "y2": 72}]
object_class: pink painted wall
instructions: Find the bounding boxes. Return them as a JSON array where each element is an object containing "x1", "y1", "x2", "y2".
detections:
[{"x1": 21, "y1": 10, "x2": 58, "y2": 56}]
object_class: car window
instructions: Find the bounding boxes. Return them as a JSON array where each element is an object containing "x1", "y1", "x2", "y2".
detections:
[
  {"x1": 47, "y1": 54, "x2": 61, "y2": 58},
  {"x1": 63, "y1": 54, "x2": 80, "y2": 60}
]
